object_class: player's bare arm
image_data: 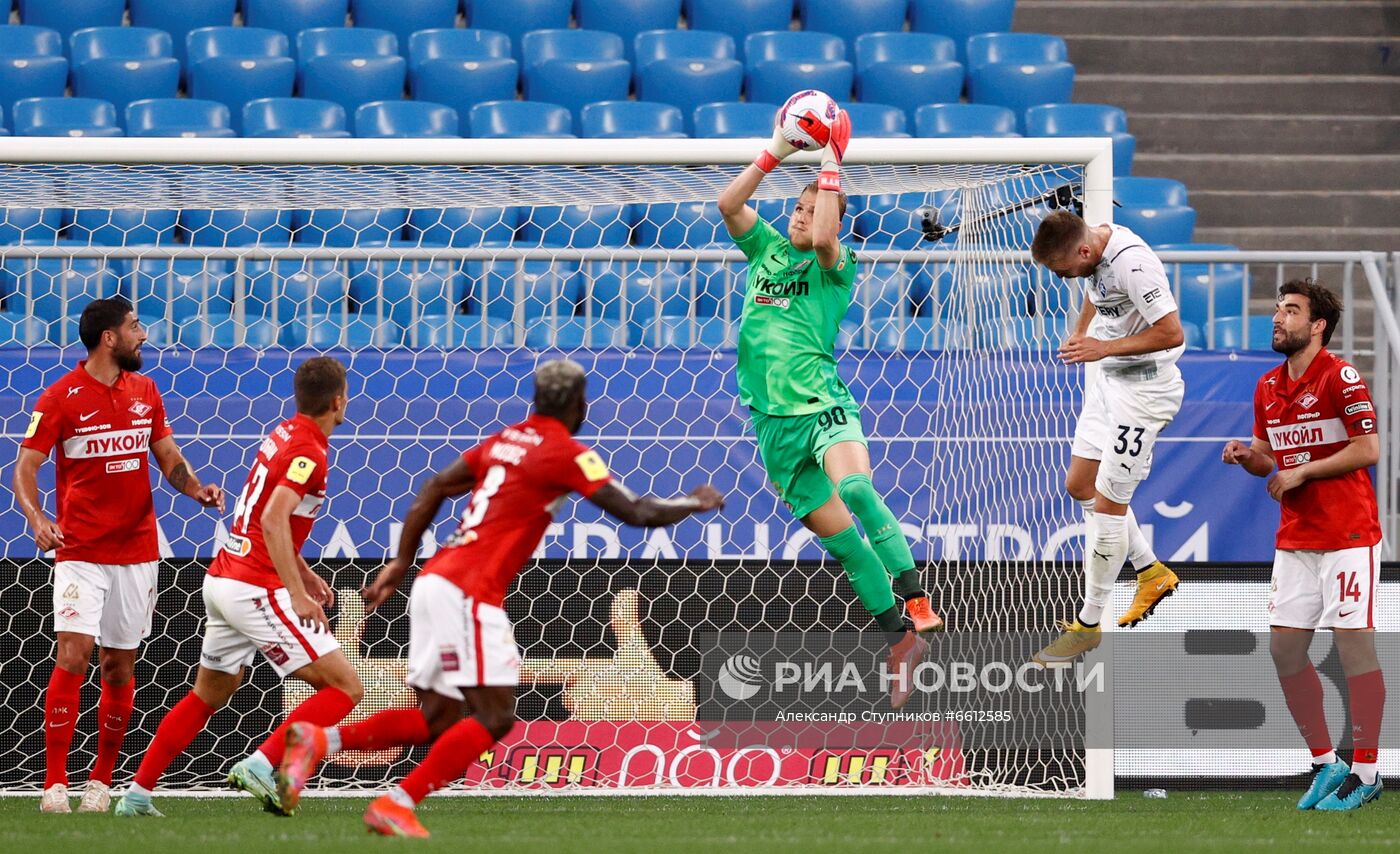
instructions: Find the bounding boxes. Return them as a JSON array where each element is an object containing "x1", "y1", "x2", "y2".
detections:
[
  {"x1": 1222, "y1": 437, "x2": 1276, "y2": 478},
  {"x1": 1064, "y1": 292, "x2": 1094, "y2": 346},
  {"x1": 12, "y1": 446, "x2": 63, "y2": 551},
  {"x1": 260, "y1": 484, "x2": 328, "y2": 633},
  {"x1": 1267, "y1": 433, "x2": 1379, "y2": 502},
  {"x1": 1059, "y1": 310, "x2": 1185, "y2": 364},
  {"x1": 363, "y1": 455, "x2": 477, "y2": 611},
  {"x1": 718, "y1": 117, "x2": 798, "y2": 237},
  {"x1": 588, "y1": 481, "x2": 725, "y2": 527},
  {"x1": 151, "y1": 435, "x2": 225, "y2": 511}
]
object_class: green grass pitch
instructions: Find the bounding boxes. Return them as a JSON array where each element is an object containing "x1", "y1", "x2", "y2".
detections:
[{"x1": 0, "y1": 792, "x2": 1391, "y2": 854}]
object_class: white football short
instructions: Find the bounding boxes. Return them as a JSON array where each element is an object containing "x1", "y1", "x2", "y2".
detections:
[
  {"x1": 199, "y1": 575, "x2": 341, "y2": 677},
  {"x1": 1071, "y1": 363, "x2": 1185, "y2": 504},
  {"x1": 406, "y1": 574, "x2": 521, "y2": 699},
  {"x1": 53, "y1": 560, "x2": 159, "y2": 650},
  {"x1": 1269, "y1": 544, "x2": 1381, "y2": 631}
]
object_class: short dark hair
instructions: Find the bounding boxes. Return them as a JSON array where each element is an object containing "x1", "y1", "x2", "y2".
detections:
[
  {"x1": 1031, "y1": 210, "x2": 1089, "y2": 264},
  {"x1": 534, "y1": 359, "x2": 586, "y2": 419},
  {"x1": 294, "y1": 356, "x2": 347, "y2": 416},
  {"x1": 78, "y1": 297, "x2": 135, "y2": 351},
  {"x1": 800, "y1": 181, "x2": 848, "y2": 219},
  {"x1": 1278, "y1": 278, "x2": 1342, "y2": 347}
]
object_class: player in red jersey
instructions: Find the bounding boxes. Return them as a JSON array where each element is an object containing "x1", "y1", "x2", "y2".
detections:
[
  {"x1": 12, "y1": 299, "x2": 225, "y2": 814},
  {"x1": 115, "y1": 357, "x2": 363, "y2": 817},
  {"x1": 1222, "y1": 279, "x2": 1385, "y2": 811},
  {"x1": 278, "y1": 359, "x2": 724, "y2": 837}
]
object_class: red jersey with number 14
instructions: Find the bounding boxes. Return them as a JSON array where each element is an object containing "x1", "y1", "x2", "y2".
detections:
[
  {"x1": 420, "y1": 414, "x2": 611, "y2": 606},
  {"x1": 1253, "y1": 348, "x2": 1380, "y2": 550},
  {"x1": 209, "y1": 413, "x2": 330, "y2": 588}
]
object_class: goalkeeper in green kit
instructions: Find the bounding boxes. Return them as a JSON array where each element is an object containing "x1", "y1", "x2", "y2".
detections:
[{"x1": 717, "y1": 106, "x2": 941, "y2": 709}]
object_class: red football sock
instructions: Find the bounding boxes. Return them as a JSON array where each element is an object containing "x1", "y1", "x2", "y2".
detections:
[
  {"x1": 44, "y1": 666, "x2": 84, "y2": 788},
  {"x1": 133, "y1": 691, "x2": 216, "y2": 791},
  {"x1": 399, "y1": 718, "x2": 496, "y2": 804},
  {"x1": 1348, "y1": 668, "x2": 1386, "y2": 766},
  {"x1": 335, "y1": 708, "x2": 432, "y2": 752},
  {"x1": 90, "y1": 678, "x2": 135, "y2": 785},
  {"x1": 256, "y1": 686, "x2": 356, "y2": 767},
  {"x1": 1280, "y1": 664, "x2": 1334, "y2": 758}
]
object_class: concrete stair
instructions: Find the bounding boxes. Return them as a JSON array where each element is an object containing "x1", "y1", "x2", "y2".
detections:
[{"x1": 1014, "y1": 0, "x2": 1400, "y2": 251}]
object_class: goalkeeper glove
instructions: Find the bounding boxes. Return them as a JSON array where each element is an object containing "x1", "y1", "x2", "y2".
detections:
[
  {"x1": 818, "y1": 109, "x2": 851, "y2": 192},
  {"x1": 753, "y1": 124, "x2": 797, "y2": 174}
]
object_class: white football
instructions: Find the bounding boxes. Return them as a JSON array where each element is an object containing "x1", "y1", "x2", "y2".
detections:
[{"x1": 778, "y1": 89, "x2": 839, "y2": 150}]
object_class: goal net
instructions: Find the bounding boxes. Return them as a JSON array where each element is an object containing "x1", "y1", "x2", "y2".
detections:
[{"x1": 0, "y1": 137, "x2": 1114, "y2": 797}]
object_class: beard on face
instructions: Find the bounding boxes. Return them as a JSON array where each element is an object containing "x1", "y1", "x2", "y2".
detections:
[
  {"x1": 115, "y1": 344, "x2": 142, "y2": 372},
  {"x1": 1271, "y1": 327, "x2": 1309, "y2": 357}
]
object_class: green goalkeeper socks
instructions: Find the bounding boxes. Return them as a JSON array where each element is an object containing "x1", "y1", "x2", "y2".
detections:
[
  {"x1": 837, "y1": 473, "x2": 919, "y2": 587},
  {"x1": 819, "y1": 525, "x2": 899, "y2": 628}
]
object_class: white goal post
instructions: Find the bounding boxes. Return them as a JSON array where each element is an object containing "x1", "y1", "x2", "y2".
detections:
[{"x1": 0, "y1": 136, "x2": 1116, "y2": 799}]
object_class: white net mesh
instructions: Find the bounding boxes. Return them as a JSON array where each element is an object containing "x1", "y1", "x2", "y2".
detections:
[{"x1": 0, "y1": 140, "x2": 1102, "y2": 795}]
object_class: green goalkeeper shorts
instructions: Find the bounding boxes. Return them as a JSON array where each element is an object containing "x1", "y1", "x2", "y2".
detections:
[{"x1": 750, "y1": 401, "x2": 869, "y2": 520}]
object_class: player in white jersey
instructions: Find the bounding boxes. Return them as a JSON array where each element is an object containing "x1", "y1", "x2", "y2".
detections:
[{"x1": 1028, "y1": 211, "x2": 1187, "y2": 665}]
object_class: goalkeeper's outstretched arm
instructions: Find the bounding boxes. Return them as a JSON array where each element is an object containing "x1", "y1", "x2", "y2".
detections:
[{"x1": 718, "y1": 124, "x2": 797, "y2": 238}]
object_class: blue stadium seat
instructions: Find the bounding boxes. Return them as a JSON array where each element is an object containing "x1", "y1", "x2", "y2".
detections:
[
  {"x1": 119, "y1": 259, "x2": 235, "y2": 320},
  {"x1": 414, "y1": 313, "x2": 514, "y2": 348},
  {"x1": 467, "y1": 0, "x2": 571, "y2": 60},
  {"x1": 0, "y1": 208, "x2": 63, "y2": 244},
  {"x1": 0, "y1": 243, "x2": 121, "y2": 322},
  {"x1": 0, "y1": 24, "x2": 64, "y2": 57},
  {"x1": 577, "y1": 0, "x2": 683, "y2": 62},
  {"x1": 687, "y1": 0, "x2": 792, "y2": 62},
  {"x1": 635, "y1": 316, "x2": 736, "y2": 348},
  {"x1": 581, "y1": 101, "x2": 685, "y2": 138},
  {"x1": 524, "y1": 317, "x2": 628, "y2": 349},
  {"x1": 910, "y1": 0, "x2": 1016, "y2": 63},
  {"x1": 1211, "y1": 315, "x2": 1274, "y2": 351},
  {"x1": 634, "y1": 29, "x2": 735, "y2": 67},
  {"x1": 637, "y1": 57, "x2": 743, "y2": 136},
  {"x1": 1025, "y1": 103, "x2": 1135, "y2": 177},
  {"x1": 915, "y1": 103, "x2": 1017, "y2": 137},
  {"x1": 181, "y1": 209, "x2": 293, "y2": 246},
  {"x1": 519, "y1": 205, "x2": 632, "y2": 247},
  {"x1": 180, "y1": 312, "x2": 279, "y2": 347},
  {"x1": 300, "y1": 37, "x2": 406, "y2": 117},
  {"x1": 348, "y1": 243, "x2": 464, "y2": 324},
  {"x1": 406, "y1": 207, "x2": 519, "y2": 246},
  {"x1": 0, "y1": 107, "x2": 7, "y2": 137},
  {"x1": 802, "y1": 0, "x2": 909, "y2": 58},
  {"x1": 1113, "y1": 205, "x2": 1198, "y2": 247},
  {"x1": 0, "y1": 310, "x2": 50, "y2": 347},
  {"x1": 292, "y1": 208, "x2": 409, "y2": 246},
  {"x1": 355, "y1": 100, "x2": 458, "y2": 137},
  {"x1": 851, "y1": 262, "x2": 912, "y2": 319},
  {"x1": 856, "y1": 60, "x2": 963, "y2": 129},
  {"x1": 66, "y1": 208, "x2": 179, "y2": 246},
  {"x1": 633, "y1": 202, "x2": 726, "y2": 248},
  {"x1": 409, "y1": 28, "x2": 511, "y2": 71},
  {"x1": 281, "y1": 312, "x2": 402, "y2": 347},
  {"x1": 187, "y1": 27, "x2": 296, "y2": 134},
  {"x1": 693, "y1": 101, "x2": 778, "y2": 138},
  {"x1": 243, "y1": 97, "x2": 350, "y2": 137},
  {"x1": 244, "y1": 259, "x2": 351, "y2": 320},
  {"x1": 13, "y1": 97, "x2": 122, "y2": 137},
  {"x1": 469, "y1": 100, "x2": 573, "y2": 138},
  {"x1": 129, "y1": 0, "x2": 236, "y2": 69},
  {"x1": 523, "y1": 65, "x2": 631, "y2": 134},
  {"x1": 1181, "y1": 320, "x2": 1204, "y2": 350},
  {"x1": 243, "y1": 0, "x2": 349, "y2": 45},
  {"x1": 350, "y1": 0, "x2": 456, "y2": 57},
  {"x1": 856, "y1": 191, "x2": 955, "y2": 249},
  {"x1": 587, "y1": 260, "x2": 691, "y2": 327},
  {"x1": 0, "y1": 55, "x2": 68, "y2": 126},
  {"x1": 694, "y1": 261, "x2": 744, "y2": 320},
  {"x1": 746, "y1": 59, "x2": 854, "y2": 104},
  {"x1": 297, "y1": 27, "x2": 398, "y2": 64},
  {"x1": 1156, "y1": 243, "x2": 1246, "y2": 331},
  {"x1": 463, "y1": 259, "x2": 581, "y2": 320},
  {"x1": 854, "y1": 31, "x2": 958, "y2": 73},
  {"x1": 967, "y1": 32, "x2": 1069, "y2": 69},
  {"x1": 1115, "y1": 176, "x2": 1189, "y2": 207},
  {"x1": 967, "y1": 62, "x2": 1075, "y2": 131},
  {"x1": 900, "y1": 315, "x2": 956, "y2": 351},
  {"x1": 127, "y1": 98, "x2": 236, "y2": 137},
  {"x1": 844, "y1": 103, "x2": 908, "y2": 137},
  {"x1": 69, "y1": 28, "x2": 181, "y2": 127},
  {"x1": 17, "y1": 0, "x2": 124, "y2": 45},
  {"x1": 410, "y1": 58, "x2": 517, "y2": 134},
  {"x1": 744, "y1": 31, "x2": 846, "y2": 65}
]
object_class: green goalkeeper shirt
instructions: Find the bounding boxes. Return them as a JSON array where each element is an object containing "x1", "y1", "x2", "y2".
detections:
[{"x1": 732, "y1": 216, "x2": 859, "y2": 416}]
